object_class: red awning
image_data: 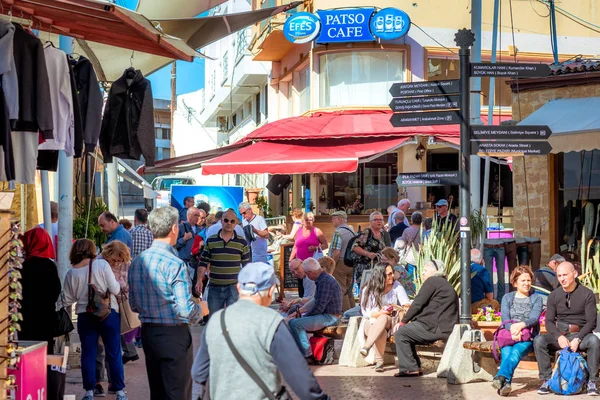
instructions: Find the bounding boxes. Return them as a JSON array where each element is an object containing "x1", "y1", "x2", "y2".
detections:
[{"x1": 201, "y1": 137, "x2": 410, "y2": 175}]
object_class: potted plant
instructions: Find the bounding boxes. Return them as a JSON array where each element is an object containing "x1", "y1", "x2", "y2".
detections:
[
  {"x1": 255, "y1": 195, "x2": 272, "y2": 218},
  {"x1": 471, "y1": 306, "x2": 502, "y2": 341},
  {"x1": 245, "y1": 188, "x2": 261, "y2": 204}
]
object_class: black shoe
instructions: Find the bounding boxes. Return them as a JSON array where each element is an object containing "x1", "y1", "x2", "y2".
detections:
[
  {"x1": 394, "y1": 370, "x2": 422, "y2": 378},
  {"x1": 492, "y1": 376, "x2": 506, "y2": 391},
  {"x1": 498, "y1": 382, "x2": 512, "y2": 397},
  {"x1": 93, "y1": 384, "x2": 106, "y2": 397},
  {"x1": 537, "y1": 380, "x2": 550, "y2": 395},
  {"x1": 122, "y1": 355, "x2": 139, "y2": 365},
  {"x1": 305, "y1": 355, "x2": 319, "y2": 365}
]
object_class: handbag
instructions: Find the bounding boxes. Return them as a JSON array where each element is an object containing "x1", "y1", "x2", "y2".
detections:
[
  {"x1": 85, "y1": 259, "x2": 112, "y2": 321},
  {"x1": 313, "y1": 248, "x2": 324, "y2": 260},
  {"x1": 118, "y1": 292, "x2": 141, "y2": 335},
  {"x1": 221, "y1": 310, "x2": 289, "y2": 400},
  {"x1": 54, "y1": 307, "x2": 74, "y2": 338},
  {"x1": 492, "y1": 319, "x2": 533, "y2": 362}
]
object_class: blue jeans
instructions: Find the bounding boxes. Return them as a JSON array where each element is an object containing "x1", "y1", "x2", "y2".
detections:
[
  {"x1": 78, "y1": 310, "x2": 125, "y2": 391},
  {"x1": 496, "y1": 341, "x2": 533, "y2": 382},
  {"x1": 289, "y1": 314, "x2": 340, "y2": 357},
  {"x1": 206, "y1": 284, "x2": 239, "y2": 316},
  {"x1": 343, "y1": 306, "x2": 362, "y2": 319},
  {"x1": 483, "y1": 245, "x2": 506, "y2": 302}
]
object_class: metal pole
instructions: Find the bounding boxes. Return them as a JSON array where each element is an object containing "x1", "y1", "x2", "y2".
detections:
[
  {"x1": 550, "y1": 0, "x2": 559, "y2": 64},
  {"x1": 40, "y1": 171, "x2": 53, "y2": 243},
  {"x1": 106, "y1": 160, "x2": 119, "y2": 216},
  {"x1": 469, "y1": 0, "x2": 482, "y2": 214},
  {"x1": 57, "y1": 36, "x2": 74, "y2": 283},
  {"x1": 455, "y1": 29, "x2": 474, "y2": 325}
]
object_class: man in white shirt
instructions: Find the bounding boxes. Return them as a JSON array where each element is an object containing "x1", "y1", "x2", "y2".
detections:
[{"x1": 239, "y1": 202, "x2": 269, "y2": 264}]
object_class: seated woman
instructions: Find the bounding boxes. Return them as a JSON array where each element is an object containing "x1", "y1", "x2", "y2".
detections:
[
  {"x1": 492, "y1": 266, "x2": 543, "y2": 396},
  {"x1": 359, "y1": 264, "x2": 411, "y2": 372},
  {"x1": 381, "y1": 247, "x2": 416, "y2": 297}
]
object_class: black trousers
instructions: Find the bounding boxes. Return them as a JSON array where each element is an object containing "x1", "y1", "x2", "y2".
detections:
[
  {"x1": 534, "y1": 333, "x2": 600, "y2": 381},
  {"x1": 142, "y1": 325, "x2": 193, "y2": 400},
  {"x1": 394, "y1": 321, "x2": 448, "y2": 372}
]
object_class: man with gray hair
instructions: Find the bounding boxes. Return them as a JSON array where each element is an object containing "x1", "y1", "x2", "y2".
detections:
[
  {"x1": 470, "y1": 248, "x2": 498, "y2": 313},
  {"x1": 288, "y1": 258, "x2": 342, "y2": 363},
  {"x1": 239, "y1": 201, "x2": 269, "y2": 263},
  {"x1": 389, "y1": 210, "x2": 408, "y2": 243},
  {"x1": 534, "y1": 254, "x2": 565, "y2": 297},
  {"x1": 392, "y1": 259, "x2": 458, "y2": 377},
  {"x1": 330, "y1": 210, "x2": 356, "y2": 311},
  {"x1": 192, "y1": 262, "x2": 329, "y2": 400},
  {"x1": 128, "y1": 206, "x2": 202, "y2": 400}
]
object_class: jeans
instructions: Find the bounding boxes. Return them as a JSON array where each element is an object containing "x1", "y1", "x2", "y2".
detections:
[
  {"x1": 503, "y1": 240, "x2": 517, "y2": 291},
  {"x1": 78, "y1": 310, "x2": 125, "y2": 391},
  {"x1": 251, "y1": 254, "x2": 269, "y2": 263},
  {"x1": 534, "y1": 333, "x2": 600, "y2": 381},
  {"x1": 206, "y1": 284, "x2": 239, "y2": 317},
  {"x1": 289, "y1": 314, "x2": 340, "y2": 357},
  {"x1": 483, "y1": 244, "x2": 506, "y2": 302},
  {"x1": 516, "y1": 243, "x2": 529, "y2": 266},
  {"x1": 496, "y1": 341, "x2": 533, "y2": 382},
  {"x1": 343, "y1": 306, "x2": 362, "y2": 319}
]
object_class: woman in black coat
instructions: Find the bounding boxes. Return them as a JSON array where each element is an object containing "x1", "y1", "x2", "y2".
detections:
[{"x1": 20, "y1": 227, "x2": 61, "y2": 354}]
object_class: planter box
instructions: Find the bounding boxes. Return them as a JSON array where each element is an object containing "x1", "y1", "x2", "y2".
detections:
[{"x1": 471, "y1": 320, "x2": 500, "y2": 341}]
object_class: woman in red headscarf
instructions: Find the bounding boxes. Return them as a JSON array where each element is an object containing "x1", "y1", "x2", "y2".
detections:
[{"x1": 20, "y1": 227, "x2": 61, "y2": 354}]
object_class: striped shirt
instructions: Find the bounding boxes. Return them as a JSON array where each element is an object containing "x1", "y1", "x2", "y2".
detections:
[
  {"x1": 199, "y1": 230, "x2": 250, "y2": 286},
  {"x1": 128, "y1": 241, "x2": 200, "y2": 324},
  {"x1": 130, "y1": 224, "x2": 154, "y2": 258}
]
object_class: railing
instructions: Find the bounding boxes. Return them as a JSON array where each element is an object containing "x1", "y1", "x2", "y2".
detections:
[{"x1": 266, "y1": 216, "x2": 287, "y2": 227}]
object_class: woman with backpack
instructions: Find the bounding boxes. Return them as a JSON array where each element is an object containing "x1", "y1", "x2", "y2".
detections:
[
  {"x1": 492, "y1": 266, "x2": 542, "y2": 396},
  {"x1": 351, "y1": 211, "x2": 391, "y2": 287},
  {"x1": 62, "y1": 239, "x2": 127, "y2": 400}
]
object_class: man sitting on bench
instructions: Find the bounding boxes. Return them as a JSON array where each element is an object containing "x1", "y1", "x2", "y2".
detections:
[
  {"x1": 288, "y1": 258, "x2": 343, "y2": 364},
  {"x1": 534, "y1": 262, "x2": 600, "y2": 396}
]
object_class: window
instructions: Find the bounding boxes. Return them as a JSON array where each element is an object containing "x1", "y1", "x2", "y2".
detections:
[
  {"x1": 264, "y1": 85, "x2": 269, "y2": 120},
  {"x1": 162, "y1": 148, "x2": 171, "y2": 160},
  {"x1": 163, "y1": 128, "x2": 171, "y2": 140},
  {"x1": 155, "y1": 128, "x2": 162, "y2": 140},
  {"x1": 231, "y1": 113, "x2": 237, "y2": 128},
  {"x1": 320, "y1": 51, "x2": 404, "y2": 107},
  {"x1": 255, "y1": 92, "x2": 261, "y2": 124},
  {"x1": 297, "y1": 67, "x2": 310, "y2": 114},
  {"x1": 222, "y1": 51, "x2": 229, "y2": 85}
]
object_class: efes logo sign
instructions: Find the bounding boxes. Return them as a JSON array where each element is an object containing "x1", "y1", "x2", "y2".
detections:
[
  {"x1": 283, "y1": 7, "x2": 410, "y2": 44},
  {"x1": 283, "y1": 12, "x2": 321, "y2": 44}
]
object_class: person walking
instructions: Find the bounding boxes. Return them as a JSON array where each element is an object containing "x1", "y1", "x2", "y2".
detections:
[
  {"x1": 130, "y1": 208, "x2": 154, "y2": 259},
  {"x1": 128, "y1": 206, "x2": 202, "y2": 400},
  {"x1": 99, "y1": 211, "x2": 133, "y2": 253},
  {"x1": 198, "y1": 209, "x2": 251, "y2": 315},
  {"x1": 192, "y1": 262, "x2": 330, "y2": 400},
  {"x1": 239, "y1": 201, "x2": 270, "y2": 263},
  {"x1": 62, "y1": 239, "x2": 126, "y2": 400},
  {"x1": 329, "y1": 210, "x2": 356, "y2": 312},
  {"x1": 351, "y1": 211, "x2": 391, "y2": 287},
  {"x1": 20, "y1": 227, "x2": 61, "y2": 354}
]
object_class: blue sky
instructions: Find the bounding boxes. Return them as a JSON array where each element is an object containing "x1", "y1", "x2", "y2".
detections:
[{"x1": 118, "y1": 0, "x2": 206, "y2": 99}]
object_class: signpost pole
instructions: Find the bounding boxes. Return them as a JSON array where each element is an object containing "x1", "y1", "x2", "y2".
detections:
[{"x1": 455, "y1": 29, "x2": 474, "y2": 325}]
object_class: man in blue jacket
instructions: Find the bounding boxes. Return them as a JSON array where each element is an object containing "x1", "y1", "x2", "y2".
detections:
[{"x1": 176, "y1": 207, "x2": 204, "y2": 276}]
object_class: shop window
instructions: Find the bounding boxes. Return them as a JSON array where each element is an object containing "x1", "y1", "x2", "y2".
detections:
[
  {"x1": 297, "y1": 67, "x2": 310, "y2": 114},
  {"x1": 319, "y1": 51, "x2": 404, "y2": 108}
]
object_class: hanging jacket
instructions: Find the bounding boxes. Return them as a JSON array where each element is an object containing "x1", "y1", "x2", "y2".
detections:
[
  {"x1": 11, "y1": 23, "x2": 54, "y2": 138},
  {"x1": 66, "y1": 55, "x2": 83, "y2": 158},
  {"x1": 70, "y1": 55, "x2": 102, "y2": 154},
  {"x1": 0, "y1": 20, "x2": 18, "y2": 119},
  {"x1": 99, "y1": 68, "x2": 155, "y2": 166}
]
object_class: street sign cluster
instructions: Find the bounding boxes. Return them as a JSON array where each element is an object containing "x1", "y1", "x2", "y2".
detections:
[{"x1": 470, "y1": 124, "x2": 553, "y2": 155}]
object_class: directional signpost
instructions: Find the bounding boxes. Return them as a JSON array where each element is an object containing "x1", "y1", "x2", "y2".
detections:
[
  {"x1": 471, "y1": 140, "x2": 553, "y2": 155},
  {"x1": 389, "y1": 95, "x2": 460, "y2": 112},
  {"x1": 471, "y1": 125, "x2": 552, "y2": 140},
  {"x1": 389, "y1": 80, "x2": 460, "y2": 97},
  {"x1": 390, "y1": 110, "x2": 461, "y2": 127},
  {"x1": 470, "y1": 62, "x2": 552, "y2": 78},
  {"x1": 396, "y1": 171, "x2": 461, "y2": 187}
]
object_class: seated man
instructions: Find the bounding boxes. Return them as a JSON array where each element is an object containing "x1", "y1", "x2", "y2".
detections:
[
  {"x1": 534, "y1": 254, "x2": 565, "y2": 298},
  {"x1": 392, "y1": 259, "x2": 458, "y2": 377},
  {"x1": 280, "y1": 259, "x2": 316, "y2": 314},
  {"x1": 288, "y1": 258, "x2": 342, "y2": 363},
  {"x1": 534, "y1": 262, "x2": 600, "y2": 395},
  {"x1": 470, "y1": 248, "x2": 499, "y2": 313}
]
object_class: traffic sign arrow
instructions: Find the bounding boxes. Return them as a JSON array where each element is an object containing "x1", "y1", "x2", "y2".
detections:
[
  {"x1": 471, "y1": 140, "x2": 553, "y2": 155},
  {"x1": 396, "y1": 171, "x2": 461, "y2": 187},
  {"x1": 470, "y1": 125, "x2": 553, "y2": 140},
  {"x1": 470, "y1": 62, "x2": 551, "y2": 78},
  {"x1": 389, "y1": 80, "x2": 460, "y2": 97},
  {"x1": 389, "y1": 94, "x2": 460, "y2": 113},
  {"x1": 390, "y1": 110, "x2": 461, "y2": 127}
]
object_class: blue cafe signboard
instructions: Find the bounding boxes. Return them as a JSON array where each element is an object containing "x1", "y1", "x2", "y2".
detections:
[{"x1": 283, "y1": 7, "x2": 411, "y2": 44}]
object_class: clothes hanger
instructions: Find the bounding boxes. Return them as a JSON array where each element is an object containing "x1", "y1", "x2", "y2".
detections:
[{"x1": 125, "y1": 51, "x2": 136, "y2": 79}]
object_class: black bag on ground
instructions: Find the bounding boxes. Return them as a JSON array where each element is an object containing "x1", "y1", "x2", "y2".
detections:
[{"x1": 47, "y1": 365, "x2": 66, "y2": 400}]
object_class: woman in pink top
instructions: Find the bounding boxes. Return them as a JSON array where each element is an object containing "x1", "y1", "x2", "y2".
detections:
[{"x1": 290, "y1": 212, "x2": 328, "y2": 297}]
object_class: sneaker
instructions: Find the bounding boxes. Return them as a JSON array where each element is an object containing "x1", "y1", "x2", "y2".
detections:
[
  {"x1": 359, "y1": 347, "x2": 368, "y2": 357},
  {"x1": 108, "y1": 388, "x2": 127, "y2": 395},
  {"x1": 116, "y1": 394, "x2": 128, "y2": 400},
  {"x1": 93, "y1": 384, "x2": 106, "y2": 397},
  {"x1": 498, "y1": 382, "x2": 512, "y2": 397},
  {"x1": 374, "y1": 362, "x2": 384, "y2": 373},
  {"x1": 537, "y1": 381, "x2": 550, "y2": 395},
  {"x1": 133, "y1": 339, "x2": 142, "y2": 348},
  {"x1": 82, "y1": 395, "x2": 93, "y2": 400},
  {"x1": 491, "y1": 376, "x2": 506, "y2": 391},
  {"x1": 588, "y1": 381, "x2": 600, "y2": 396}
]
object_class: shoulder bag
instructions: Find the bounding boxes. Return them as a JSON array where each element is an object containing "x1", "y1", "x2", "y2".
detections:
[
  {"x1": 54, "y1": 293, "x2": 74, "y2": 338},
  {"x1": 221, "y1": 310, "x2": 289, "y2": 400},
  {"x1": 119, "y1": 291, "x2": 141, "y2": 334},
  {"x1": 85, "y1": 259, "x2": 112, "y2": 321}
]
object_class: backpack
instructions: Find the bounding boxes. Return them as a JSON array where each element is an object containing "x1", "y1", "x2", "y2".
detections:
[
  {"x1": 309, "y1": 336, "x2": 335, "y2": 365},
  {"x1": 343, "y1": 229, "x2": 370, "y2": 268},
  {"x1": 548, "y1": 347, "x2": 589, "y2": 395}
]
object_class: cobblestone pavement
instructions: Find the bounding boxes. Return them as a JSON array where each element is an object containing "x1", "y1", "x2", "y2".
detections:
[{"x1": 64, "y1": 326, "x2": 588, "y2": 399}]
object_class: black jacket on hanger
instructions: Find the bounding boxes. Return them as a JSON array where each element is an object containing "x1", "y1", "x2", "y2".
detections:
[
  {"x1": 11, "y1": 23, "x2": 54, "y2": 138},
  {"x1": 99, "y1": 68, "x2": 155, "y2": 166},
  {"x1": 67, "y1": 55, "x2": 83, "y2": 158},
  {"x1": 70, "y1": 55, "x2": 102, "y2": 154}
]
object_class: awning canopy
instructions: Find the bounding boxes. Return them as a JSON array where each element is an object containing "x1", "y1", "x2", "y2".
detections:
[
  {"x1": 518, "y1": 97, "x2": 600, "y2": 153},
  {"x1": 135, "y1": 0, "x2": 227, "y2": 19},
  {"x1": 201, "y1": 137, "x2": 411, "y2": 175}
]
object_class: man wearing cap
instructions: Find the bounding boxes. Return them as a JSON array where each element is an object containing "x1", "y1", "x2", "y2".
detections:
[
  {"x1": 534, "y1": 254, "x2": 565, "y2": 299},
  {"x1": 435, "y1": 199, "x2": 458, "y2": 227},
  {"x1": 330, "y1": 210, "x2": 356, "y2": 311},
  {"x1": 288, "y1": 258, "x2": 342, "y2": 363},
  {"x1": 192, "y1": 262, "x2": 329, "y2": 400}
]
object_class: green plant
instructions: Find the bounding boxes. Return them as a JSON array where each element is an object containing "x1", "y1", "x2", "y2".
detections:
[
  {"x1": 579, "y1": 226, "x2": 600, "y2": 295},
  {"x1": 472, "y1": 306, "x2": 501, "y2": 322},
  {"x1": 73, "y1": 197, "x2": 108, "y2": 246},
  {"x1": 470, "y1": 209, "x2": 486, "y2": 248},
  {"x1": 255, "y1": 194, "x2": 273, "y2": 218},
  {"x1": 414, "y1": 217, "x2": 461, "y2": 293}
]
